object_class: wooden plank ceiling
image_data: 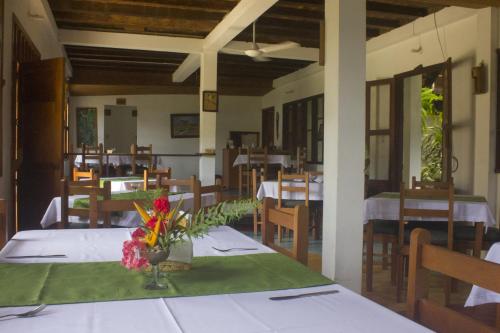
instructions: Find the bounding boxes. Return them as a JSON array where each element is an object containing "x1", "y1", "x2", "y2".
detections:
[{"x1": 48, "y1": 0, "x2": 494, "y2": 96}]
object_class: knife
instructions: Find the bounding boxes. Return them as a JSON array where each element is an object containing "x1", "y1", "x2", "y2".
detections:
[
  {"x1": 269, "y1": 290, "x2": 339, "y2": 301},
  {"x1": 5, "y1": 254, "x2": 67, "y2": 259}
]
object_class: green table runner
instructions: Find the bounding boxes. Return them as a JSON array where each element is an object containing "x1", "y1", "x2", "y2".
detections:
[
  {"x1": 0, "y1": 253, "x2": 333, "y2": 307},
  {"x1": 374, "y1": 192, "x2": 486, "y2": 203},
  {"x1": 73, "y1": 191, "x2": 177, "y2": 209}
]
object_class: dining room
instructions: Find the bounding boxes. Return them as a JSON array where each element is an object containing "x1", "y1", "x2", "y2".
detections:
[{"x1": 1, "y1": 0, "x2": 500, "y2": 332}]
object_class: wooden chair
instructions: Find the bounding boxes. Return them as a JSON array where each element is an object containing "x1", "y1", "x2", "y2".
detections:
[
  {"x1": 143, "y1": 168, "x2": 172, "y2": 191},
  {"x1": 407, "y1": 228, "x2": 500, "y2": 332},
  {"x1": 89, "y1": 193, "x2": 149, "y2": 228},
  {"x1": 82, "y1": 143, "x2": 104, "y2": 175},
  {"x1": 396, "y1": 182, "x2": 454, "y2": 303},
  {"x1": 60, "y1": 178, "x2": 111, "y2": 228},
  {"x1": 262, "y1": 197, "x2": 309, "y2": 265},
  {"x1": 412, "y1": 176, "x2": 451, "y2": 190},
  {"x1": 277, "y1": 171, "x2": 309, "y2": 241},
  {"x1": 195, "y1": 178, "x2": 224, "y2": 213},
  {"x1": 131, "y1": 143, "x2": 153, "y2": 175},
  {"x1": 296, "y1": 146, "x2": 307, "y2": 173},
  {"x1": 0, "y1": 199, "x2": 6, "y2": 249},
  {"x1": 72, "y1": 167, "x2": 98, "y2": 181},
  {"x1": 238, "y1": 147, "x2": 268, "y2": 197},
  {"x1": 252, "y1": 168, "x2": 266, "y2": 234}
]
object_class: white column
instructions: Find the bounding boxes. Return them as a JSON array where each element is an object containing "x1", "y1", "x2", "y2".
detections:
[
  {"x1": 322, "y1": 0, "x2": 366, "y2": 292},
  {"x1": 474, "y1": 8, "x2": 497, "y2": 214},
  {"x1": 199, "y1": 51, "x2": 217, "y2": 185}
]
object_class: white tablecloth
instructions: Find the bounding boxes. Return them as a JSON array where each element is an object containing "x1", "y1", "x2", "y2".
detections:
[
  {"x1": 40, "y1": 192, "x2": 215, "y2": 229},
  {"x1": 74, "y1": 155, "x2": 134, "y2": 167},
  {"x1": 0, "y1": 227, "x2": 430, "y2": 333},
  {"x1": 256, "y1": 180, "x2": 323, "y2": 201},
  {"x1": 233, "y1": 154, "x2": 291, "y2": 168},
  {"x1": 465, "y1": 242, "x2": 500, "y2": 307},
  {"x1": 363, "y1": 195, "x2": 496, "y2": 227}
]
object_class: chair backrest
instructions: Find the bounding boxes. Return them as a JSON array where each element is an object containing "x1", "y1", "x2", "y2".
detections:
[
  {"x1": 407, "y1": 228, "x2": 500, "y2": 332},
  {"x1": 411, "y1": 176, "x2": 452, "y2": 190},
  {"x1": 399, "y1": 182, "x2": 454, "y2": 249},
  {"x1": 296, "y1": 146, "x2": 307, "y2": 173},
  {"x1": 238, "y1": 147, "x2": 251, "y2": 196},
  {"x1": 159, "y1": 175, "x2": 197, "y2": 194},
  {"x1": 262, "y1": 197, "x2": 309, "y2": 265},
  {"x1": 195, "y1": 178, "x2": 223, "y2": 213},
  {"x1": 0, "y1": 199, "x2": 6, "y2": 249},
  {"x1": 131, "y1": 143, "x2": 153, "y2": 174},
  {"x1": 143, "y1": 168, "x2": 172, "y2": 191},
  {"x1": 278, "y1": 171, "x2": 310, "y2": 209},
  {"x1": 249, "y1": 147, "x2": 268, "y2": 176},
  {"x1": 73, "y1": 167, "x2": 98, "y2": 181},
  {"x1": 82, "y1": 143, "x2": 103, "y2": 172},
  {"x1": 61, "y1": 178, "x2": 111, "y2": 228},
  {"x1": 252, "y1": 168, "x2": 266, "y2": 199}
]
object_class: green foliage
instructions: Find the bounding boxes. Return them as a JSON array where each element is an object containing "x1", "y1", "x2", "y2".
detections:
[{"x1": 420, "y1": 87, "x2": 443, "y2": 181}]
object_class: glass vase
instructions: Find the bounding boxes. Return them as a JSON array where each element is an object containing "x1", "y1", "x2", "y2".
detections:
[{"x1": 145, "y1": 248, "x2": 170, "y2": 290}]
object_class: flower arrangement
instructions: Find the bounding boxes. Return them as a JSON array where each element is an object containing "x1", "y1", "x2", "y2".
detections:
[{"x1": 121, "y1": 193, "x2": 256, "y2": 271}]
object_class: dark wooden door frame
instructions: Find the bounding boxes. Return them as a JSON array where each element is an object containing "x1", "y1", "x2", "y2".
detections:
[
  {"x1": 365, "y1": 78, "x2": 397, "y2": 197},
  {"x1": 393, "y1": 58, "x2": 453, "y2": 183},
  {"x1": 10, "y1": 15, "x2": 41, "y2": 234},
  {"x1": 261, "y1": 106, "x2": 274, "y2": 148}
]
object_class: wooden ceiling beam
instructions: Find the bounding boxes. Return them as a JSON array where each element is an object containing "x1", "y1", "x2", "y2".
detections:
[
  {"x1": 367, "y1": 1, "x2": 428, "y2": 16},
  {"x1": 52, "y1": 10, "x2": 219, "y2": 35}
]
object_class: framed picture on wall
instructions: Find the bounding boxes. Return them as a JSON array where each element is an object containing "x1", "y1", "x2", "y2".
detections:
[
  {"x1": 76, "y1": 107, "x2": 98, "y2": 147},
  {"x1": 170, "y1": 113, "x2": 200, "y2": 138}
]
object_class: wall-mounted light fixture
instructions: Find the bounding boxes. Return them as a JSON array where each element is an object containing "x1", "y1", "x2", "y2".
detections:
[{"x1": 472, "y1": 61, "x2": 487, "y2": 94}]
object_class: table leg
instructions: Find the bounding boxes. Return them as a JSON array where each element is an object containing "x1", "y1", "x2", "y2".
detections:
[
  {"x1": 366, "y1": 220, "x2": 374, "y2": 292},
  {"x1": 473, "y1": 222, "x2": 484, "y2": 258}
]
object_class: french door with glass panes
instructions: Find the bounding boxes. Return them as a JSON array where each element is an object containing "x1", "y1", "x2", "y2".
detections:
[{"x1": 365, "y1": 79, "x2": 398, "y2": 197}]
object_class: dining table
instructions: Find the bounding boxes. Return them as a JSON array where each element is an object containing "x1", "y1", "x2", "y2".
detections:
[
  {"x1": 232, "y1": 154, "x2": 292, "y2": 168},
  {"x1": 256, "y1": 179, "x2": 324, "y2": 201},
  {"x1": 40, "y1": 191, "x2": 216, "y2": 229},
  {"x1": 465, "y1": 242, "x2": 500, "y2": 307},
  {"x1": 363, "y1": 192, "x2": 496, "y2": 291},
  {"x1": 0, "y1": 227, "x2": 432, "y2": 333}
]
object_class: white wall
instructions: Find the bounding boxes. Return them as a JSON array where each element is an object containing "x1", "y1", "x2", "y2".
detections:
[
  {"x1": 69, "y1": 94, "x2": 261, "y2": 178},
  {"x1": 0, "y1": 0, "x2": 65, "y2": 229}
]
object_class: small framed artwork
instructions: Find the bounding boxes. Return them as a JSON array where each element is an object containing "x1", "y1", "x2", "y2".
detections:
[
  {"x1": 202, "y1": 90, "x2": 218, "y2": 112},
  {"x1": 170, "y1": 113, "x2": 200, "y2": 138},
  {"x1": 76, "y1": 107, "x2": 98, "y2": 147}
]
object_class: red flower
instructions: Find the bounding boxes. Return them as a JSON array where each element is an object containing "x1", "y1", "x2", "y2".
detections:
[
  {"x1": 146, "y1": 216, "x2": 158, "y2": 230},
  {"x1": 131, "y1": 228, "x2": 146, "y2": 239},
  {"x1": 145, "y1": 216, "x2": 167, "y2": 235},
  {"x1": 153, "y1": 197, "x2": 170, "y2": 214}
]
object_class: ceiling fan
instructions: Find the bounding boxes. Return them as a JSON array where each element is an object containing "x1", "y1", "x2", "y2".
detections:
[{"x1": 243, "y1": 21, "x2": 300, "y2": 62}]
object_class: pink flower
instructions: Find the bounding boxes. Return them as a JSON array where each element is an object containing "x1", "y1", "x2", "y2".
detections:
[
  {"x1": 131, "y1": 228, "x2": 146, "y2": 239},
  {"x1": 121, "y1": 239, "x2": 149, "y2": 271},
  {"x1": 153, "y1": 197, "x2": 170, "y2": 214}
]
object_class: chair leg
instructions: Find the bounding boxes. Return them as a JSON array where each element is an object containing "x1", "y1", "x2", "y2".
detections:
[
  {"x1": 390, "y1": 241, "x2": 397, "y2": 285},
  {"x1": 365, "y1": 221, "x2": 374, "y2": 292},
  {"x1": 253, "y1": 209, "x2": 258, "y2": 235},
  {"x1": 396, "y1": 254, "x2": 403, "y2": 303},
  {"x1": 382, "y1": 239, "x2": 389, "y2": 270}
]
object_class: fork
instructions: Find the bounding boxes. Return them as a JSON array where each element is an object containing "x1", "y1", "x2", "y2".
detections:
[
  {"x1": 0, "y1": 304, "x2": 47, "y2": 319},
  {"x1": 212, "y1": 246, "x2": 258, "y2": 252}
]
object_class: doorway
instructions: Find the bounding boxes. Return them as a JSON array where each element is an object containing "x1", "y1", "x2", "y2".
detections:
[
  {"x1": 11, "y1": 18, "x2": 66, "y2": 231},
  {"x1": 104, "y1": 105, "x2": 137, "y2": 153},
  {"x1": 262, "y1": 107, "x2": 274, "y2": 148}
]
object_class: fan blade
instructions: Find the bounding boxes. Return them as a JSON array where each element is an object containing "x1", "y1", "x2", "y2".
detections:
[
  {"x1": 253, "y1": 55, "x2": 271, "y2": 62},
  {"x1": 260, "y1": 41, "x2": 300, "y2": 54}
]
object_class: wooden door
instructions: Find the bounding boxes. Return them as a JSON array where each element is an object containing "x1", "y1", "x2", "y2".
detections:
[
  {"x1": 16, "y1": 58, "x2": 65, "y2": 230},
  {"x1": 261, "y1": 107, "x2": 274, "y2": 148},
  {"x1": 365, "y1": 79, "x2": 397, "y2": 197}
]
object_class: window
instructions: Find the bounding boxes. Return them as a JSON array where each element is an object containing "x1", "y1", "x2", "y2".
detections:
[{"x1": 283, "y1": 94, "x2": 324, "y2": 164}]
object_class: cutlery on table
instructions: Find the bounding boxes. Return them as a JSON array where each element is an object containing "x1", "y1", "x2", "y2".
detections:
[
  {"x1": 269, "y1": 290, "x2": 339, "y2": 301},
  {"x1": 0, "y1": 304, "x2": 47, "y2": 319},
  {"x1": 5, "y1": 254, "x2": 67, "y2": 259},
  {"x1": 211, "y1": 246, "x2": 258, "y2": 252}
]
